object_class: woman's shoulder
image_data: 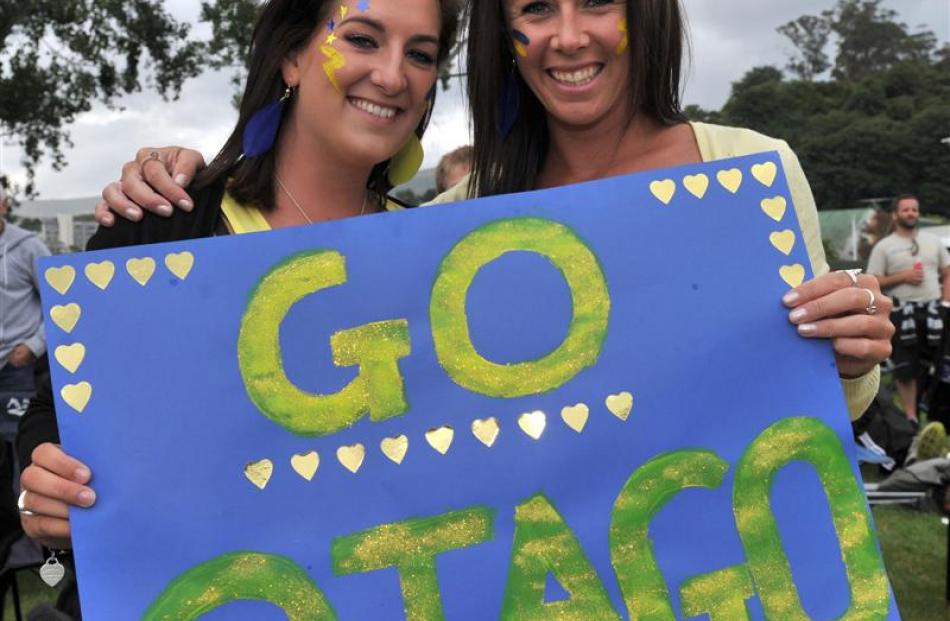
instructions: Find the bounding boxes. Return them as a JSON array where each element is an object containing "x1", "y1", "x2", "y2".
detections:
[
  {"x1": 86, "y1": 180, "x2": 226, "y2": 251},
  {"x1": 690, "y1": 122, "x2": 795, "y2": 161},
  {"x1": 424, "y1": 174, "x2": 475, "y2": 205}
]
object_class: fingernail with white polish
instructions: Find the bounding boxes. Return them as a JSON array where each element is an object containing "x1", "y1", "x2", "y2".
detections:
[
  {"x1": 127, "y1": 208, "x2": 142, "y2": 220},
  {"x1": 78, "y1": 489, "x2": 96, "y2": 506},
  {"x1": 178, "y1": 199, "x2": 194, "y2": 212},
  {"x1": 797, "y1": 323, "x2": 817, "y2": 336},
  {"x1": 174, "y1": 174, "x2": 188, "y2": 186},
  {"x1": 783, "y1": 291, "x2": 800, "y2": 305},
  {"x1": 157, "y1": 204, "x2": 172, "y2": 216},
  {"x1": 789, "y1": 308, "x2": 808, "y2": 322},
  {"x1": 74, "y1": 467, "x2": 90, "y2": 482}
]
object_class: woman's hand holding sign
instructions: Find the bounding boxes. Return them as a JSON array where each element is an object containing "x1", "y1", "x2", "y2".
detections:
[
  {"x1": 784, "y1": 269, "x2": 893, "y2": 379},
  {"x1": 19, "y1": 443, "x2": 95, "y2": 549}
]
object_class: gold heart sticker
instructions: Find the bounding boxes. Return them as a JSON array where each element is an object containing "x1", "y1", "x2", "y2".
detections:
[
  {"x1": 244, "y1": 459, "x2": 274, "y2": 490},
  {"x1": 84, "y1": 261, "x2": 115, "y2": 290},
  {"x1": 337, "y1": 444, "x2": 365, "y2": 474},
  {"x1": 716, "y1": 169, "x2": 743, "y2": 194},
  {"x1": 780, "y1": 264, "x2": 806, "y2": 288},
  {"x1": 683, "y1": 174, "x2": 710, "y2": 199},
  {"x1": 769, "y1": 230, "x2": 796, "y2": 256},
  {"x1": 560, "y1": 404, "x2": 590, "y2": 433},
  {"x1": 54, "y1": 343, "x2": 86, "y2": 374},
  {"x1": 44, "y1": 266, "x2": 76, "y2": 295},
  {"x1": 752, "y1": 162, "x2": 778, "y2": 187},
  {"x1": 126, "y1": 257, "x2": 156, "y2": 286},
  {"x1": 471, "y1": 418, "x2": 500, "y2": 448},
  {"x1": 425, "y1": 426, "x2": 455, "y2": 455},
  {"x1": 50, "y1": 303, "x2": 81, "y2": 334},
  {"x1": 760, "y1": 197, "x2": 787, "y2": 222},
  {"x1": 61, "y1": 382, "x2": 92, "y2": 413},
  {"x1": 380, "y1": 435, "x2": 409, "y2": 464},
  {"x1": 290, "y1": 451, "x2": 319, "y2": 481},
  {"x1": 606, "y1": 392, "x2": 634, "y2": 421},
  {"x1": 165, "y1": 252, "x2": 195, "y2": 280},
  {"x1": 649, "y1": 179, "x2": 677, "y2": 205},
  {"x1": 518, "y1": 411, "x2": 547, "y2": 440}
]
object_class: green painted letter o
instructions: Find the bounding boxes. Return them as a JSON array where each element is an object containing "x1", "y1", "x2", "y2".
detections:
[{"x1": 431, "y1": 218, "x2": 610, "y2": 397}]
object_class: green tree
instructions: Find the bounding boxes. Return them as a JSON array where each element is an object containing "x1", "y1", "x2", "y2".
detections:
[
  {"x1": 717, "y1": 0, "x2": 949, "y2": 215},
  {"x1": 778, "y1": 15, "x2": 832, "y2": 81},
  {"x1": 0, "y1": 1, "x2": 204, "y2": 195}
]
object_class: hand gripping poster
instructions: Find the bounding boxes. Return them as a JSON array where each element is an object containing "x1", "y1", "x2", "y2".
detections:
[{"x1": 39, "y1": 153, "x2": 899, "y2": 620}]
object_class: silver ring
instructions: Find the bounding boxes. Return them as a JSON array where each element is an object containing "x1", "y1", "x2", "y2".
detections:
[
  {"x1": 861, "y1": 288, "x2": 878, "y2": 315},
  {"x1": 17, "y1": 490, "x2": 36, "y2": 517},
  {"x1": 842, "y1": 269, "x2": 862, "y2": 287}
]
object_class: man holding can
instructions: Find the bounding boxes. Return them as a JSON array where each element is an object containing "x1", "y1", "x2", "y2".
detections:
[{"x1": 868, "y1": 194, "x2": 950, "y2": 423}]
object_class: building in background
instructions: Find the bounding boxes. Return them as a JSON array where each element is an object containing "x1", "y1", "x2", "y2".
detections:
[{"x1": 15, "y1": 196, "x2": 98, "y2": 254}]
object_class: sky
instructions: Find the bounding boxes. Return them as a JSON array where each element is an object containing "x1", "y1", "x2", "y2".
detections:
[{"x1": 1, "y1": 0, "x2": 947, "y2": 200}]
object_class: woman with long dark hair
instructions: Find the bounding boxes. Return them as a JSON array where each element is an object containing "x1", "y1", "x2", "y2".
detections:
[
  {"x1": 97, "y1": 0, "x2": 894, "y2": 424},
  {"x1": 16, "y1": 1, "x2": 461, "y2": 615}
]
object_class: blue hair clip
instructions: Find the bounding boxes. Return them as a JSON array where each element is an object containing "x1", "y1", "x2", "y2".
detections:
[{"x1": 242, "y1": 87, "x2": 292, "y2": 158}]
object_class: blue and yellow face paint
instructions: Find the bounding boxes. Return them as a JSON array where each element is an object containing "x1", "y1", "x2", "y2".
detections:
[
  {"x1": 616, "y1": 18, "x2": 628, "y2": 56},
  {"x1": 512, "y1": 30, "x2": 530, "y2": 58},
  {"x1": 320, "y1": 3, "x2": 352, "y2": 92}
]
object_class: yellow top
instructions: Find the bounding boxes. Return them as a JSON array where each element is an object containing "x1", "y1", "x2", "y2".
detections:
[
  {"x1": 427, "y1": 122, "x2": 879, "y2": 420},
  {"x1": 219, "y1": 192, "x2": 405, "y2": 234}
]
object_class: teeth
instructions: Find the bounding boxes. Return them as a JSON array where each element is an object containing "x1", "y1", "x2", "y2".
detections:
[
  {"x1": 351, "y1": 98, "x2": 397, "y2": 119},
  {"x1": 551, "y1": 66, "x2": 600, "y2": 85}
]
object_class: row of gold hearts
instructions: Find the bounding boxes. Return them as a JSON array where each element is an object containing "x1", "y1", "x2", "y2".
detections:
[
  {"x1": 759, "y1": 194, "x2": 807, "y2": 290},
  {"x1": 648, "y1": 161, "x2": 778, "y2": 205},
  {"x1": 44, "y1": 252, "x2": 196, "y2": 294},
  {"x1": 243, "y1": 391, "x2": 634, "y2": 490}
]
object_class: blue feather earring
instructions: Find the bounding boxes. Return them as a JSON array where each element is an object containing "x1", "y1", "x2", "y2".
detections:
[{"x1": 242, "y1": 85, "x2": 294, "y2": 158}]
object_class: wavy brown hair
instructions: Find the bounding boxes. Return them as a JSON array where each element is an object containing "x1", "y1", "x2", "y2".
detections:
[
  {"x1": 467, "y1": 0, "x2": 687, "y2": 197},
  {"x1": 195, "y1": 0, "x2": 462, "y2": 210}
]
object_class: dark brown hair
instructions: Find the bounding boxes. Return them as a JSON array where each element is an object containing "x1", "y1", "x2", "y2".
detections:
[
  {"x1": 467, "y1": 0, "x2": 687, "y2": 197},
  {"x1": 891, "y1": 193, "x2": 919, "y2": 211},
  {"x1": 195, "y1": 0, "x2": 462, "y2": 210}
]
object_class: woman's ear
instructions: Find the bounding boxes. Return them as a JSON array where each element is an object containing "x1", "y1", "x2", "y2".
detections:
[{"x1": 281, "y1": 48, "x2": 303, "y2": 87}]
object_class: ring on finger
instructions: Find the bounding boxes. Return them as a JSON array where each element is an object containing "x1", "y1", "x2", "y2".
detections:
[
  {"x1": 141, "y1": 150, "x2": 163, "y2": 168},
  {"x1": 17, "y1": 490, "x2": 36, "y2": 517},
  {"x1": 861, "y1": 288, "x2": 878, "y2": 315},
  {"x1": 840, "y1": 268, "x2": 862, "y2": 287}
]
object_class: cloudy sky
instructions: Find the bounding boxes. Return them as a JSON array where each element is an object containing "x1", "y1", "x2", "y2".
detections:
[{"x1": 1, "y1": 0, "x2": 947, "y2": 200}]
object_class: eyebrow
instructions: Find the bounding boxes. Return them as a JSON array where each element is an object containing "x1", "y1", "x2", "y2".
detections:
[{"x1": 339, "y1": 16, "x2": 439, "y2": 46}]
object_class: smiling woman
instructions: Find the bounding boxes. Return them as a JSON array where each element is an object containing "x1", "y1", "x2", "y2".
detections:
[{"x1": 14, "y1": 0, "x2": 462, "y2": 616}]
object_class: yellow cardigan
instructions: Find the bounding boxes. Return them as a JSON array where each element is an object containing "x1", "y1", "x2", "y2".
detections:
[{"x1": 428, "y1": 122, "x2": 879, "y2": 420}]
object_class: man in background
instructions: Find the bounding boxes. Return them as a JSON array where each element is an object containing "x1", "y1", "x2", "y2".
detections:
[
  {"x1": 868, "y1": 194, "x2": 950, "y2": 423},
  {"x1": 435, "y1": 145, "x2": 473, "y2": 195}
]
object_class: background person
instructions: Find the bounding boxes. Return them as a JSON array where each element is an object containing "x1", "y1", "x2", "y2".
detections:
[
  {"x1": 867, "y1": 193, "x2": 950, "y2": 423},
  {"x1": 434, "y1": 144, "x2": 473, "y2": 194}
]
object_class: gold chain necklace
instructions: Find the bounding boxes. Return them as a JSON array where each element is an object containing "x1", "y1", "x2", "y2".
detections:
[{"x1": 275, "y1": 175, "x2": 367, "y2": 224}]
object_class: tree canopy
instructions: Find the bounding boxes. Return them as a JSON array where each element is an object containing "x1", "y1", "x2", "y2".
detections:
[
  {"x1": 0, "y1": 1, "x2": 207, "y2": 196},
  {"x1": 693, "y1": 0, "x2": 950, "y2": 214}
]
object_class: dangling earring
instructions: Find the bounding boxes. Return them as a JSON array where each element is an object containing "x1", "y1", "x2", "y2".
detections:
[
  {"x1": 387, "y1": 134, "x2": 424, "y2": 186},
  {"x1": 498, "y1": 63, "x2": 521, "y2": 138},
  {"x1": 242, "y1": 85, "x2": 294, "y2": 158}
]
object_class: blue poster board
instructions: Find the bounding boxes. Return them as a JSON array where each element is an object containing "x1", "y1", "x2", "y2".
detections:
[{"x1": 39, "y1": 153, "x2": 898, "y2": 620}]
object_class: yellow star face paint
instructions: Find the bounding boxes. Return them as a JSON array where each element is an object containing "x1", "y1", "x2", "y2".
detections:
[{"x1": 616, "y1": 18, "x2": 628, "y2": 56}]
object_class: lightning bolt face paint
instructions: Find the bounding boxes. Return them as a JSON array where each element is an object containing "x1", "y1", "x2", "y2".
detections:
[
  {"x1": 512, "y1": 29, "x2": 530, "y2": 58},
  {"x1": 616, "y1": 18, "x2": 628, "y2": 56},
  {"x1": 321, "y1": 2, "x2": 353, "y2": 93}
]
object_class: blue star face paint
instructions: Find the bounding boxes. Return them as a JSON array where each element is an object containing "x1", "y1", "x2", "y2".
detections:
[
  {"x1": 357, "y1": 0, "x2": 370, "y2": 11},
  {"x1": 513, "y1": 29, "x2": 530, "y2": 58}
]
